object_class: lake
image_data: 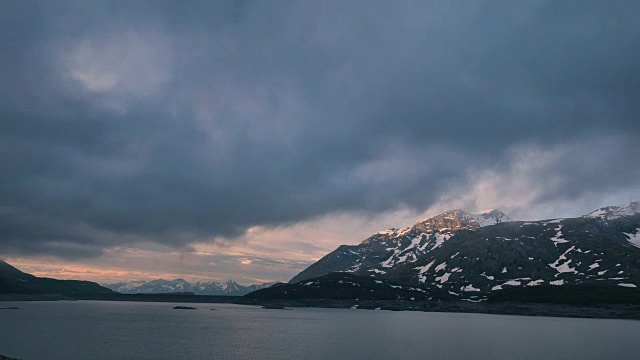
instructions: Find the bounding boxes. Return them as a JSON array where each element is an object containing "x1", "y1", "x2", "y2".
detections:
[{"x1": 1, "y1": 301, "x2": 638, "y2": 360}]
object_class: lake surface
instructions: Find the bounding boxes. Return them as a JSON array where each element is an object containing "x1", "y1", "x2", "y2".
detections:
[{"x1": 1, "y1": 301, "x2": 638, "y2": 360}]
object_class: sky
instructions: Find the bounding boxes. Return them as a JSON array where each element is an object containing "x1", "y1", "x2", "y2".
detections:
[{"x1": 2, "y1": 1, "x2": 639, "y2": 285}]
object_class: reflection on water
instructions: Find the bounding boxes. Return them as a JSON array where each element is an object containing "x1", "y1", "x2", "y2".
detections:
[{"x1": 0, "y1": 301, "x2": 638, "y2": 360}]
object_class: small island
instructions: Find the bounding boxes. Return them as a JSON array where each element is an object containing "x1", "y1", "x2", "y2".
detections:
[{"x1": 261, "y1": 304, "x2": 291, "y2": 310}]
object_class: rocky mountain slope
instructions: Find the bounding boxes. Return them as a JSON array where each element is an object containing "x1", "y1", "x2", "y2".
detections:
[
  {"x1": 290, "y1": 209, "x2": 512, "y2": 283},
  {"x1": 0, "y1": 260, "x2": 115, "y2": 295},
  {"x1": 250, "y1": 202, "x2": 640, "y2": 303},
  {"x1": 105, "y1": 278, "x2": 275, "y2": 296}
]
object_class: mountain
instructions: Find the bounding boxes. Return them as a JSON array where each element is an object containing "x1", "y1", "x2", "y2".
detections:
[
  {"x1": 584, "y1": 201, "x2": 640, "y2": 221},
  {"x1": 250, "y1": 202, "x2": 640, "y2": 304},
  {"x1": 248, "y1": 272, "x2": 434, "y2": 301},
  {"x1": 105, "y1": 278, "x2": 275, "y2": 296},
  {"x1": 0, "y1": 260, "x2": 115, "y2": 295},
  {"x1": 289, "y1": 209, "x2": 512, "y2": 283}
]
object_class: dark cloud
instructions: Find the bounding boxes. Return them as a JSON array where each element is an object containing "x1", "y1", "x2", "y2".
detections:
[{"x1": 2, "y1": 0, "x2": 639, "y2": 258}]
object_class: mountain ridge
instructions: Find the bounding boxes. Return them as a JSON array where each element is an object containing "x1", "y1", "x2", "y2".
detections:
[
  {"x1": 0, "y1": 260, "x2": 115, "y2": 295},
  {"x1": 255, "y1": 202, "x2": 640, "y2": 303},
  {"x1": 290, "y1": 208, "x2": 512, "y2": 283}
]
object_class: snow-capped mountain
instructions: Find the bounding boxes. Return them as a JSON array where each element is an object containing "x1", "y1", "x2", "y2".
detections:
[
  {"x1": 469, "y1": 209, "x2": 513, "y2": 226},
  {"x1": 268, "y1": 202, "x2": 639, "y2": 303},
  {"x1": 584, "y1": 201, "x2": 640, "y2": 220},
  {"x1": 289, "y1": 209, "x2": 512, "y2": 283},
  {"x1": 105, "y1": 279, "x2": 275, "y2": 296}
]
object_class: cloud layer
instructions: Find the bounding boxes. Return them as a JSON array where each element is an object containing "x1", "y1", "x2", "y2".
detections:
[{"x1": 2, "y1": 1, "x2": 639, "y2": 266}]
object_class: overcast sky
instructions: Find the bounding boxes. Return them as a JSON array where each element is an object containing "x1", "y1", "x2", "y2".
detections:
[{"x1": 2, "y1": 1, "x2": 639, "y2": 284}]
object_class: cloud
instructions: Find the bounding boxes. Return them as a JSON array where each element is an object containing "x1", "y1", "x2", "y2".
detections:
[
  {"x1": 1, "y1": 0, "x2": 639, "y2": 266},
  {"x1": 58, "y1": 30, "x2": 173, "y2": 110},
  {"x1": 4, "y1": 208, "x2": 425, "y2": 283},
  {"x1": 427, "y1": 136, "x2": 640, "y2": 220}
]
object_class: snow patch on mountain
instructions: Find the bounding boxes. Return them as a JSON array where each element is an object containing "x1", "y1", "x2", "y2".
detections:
[
  {"x1": 549, "y1": 246, "x2": 578, "y2": 276},
  {"x1": 461, "y1": 284, "x2": 481, "y2": 292},
  {"x1": 480, "y1": 272, "x2": 495, "y2": 280},
  {"x1": 368, "y1": 269, "x2": 386, "y2": 274},
  {"x1": 588, "y1": 262, "x2": 600, "y2": 271},
  {"x1": 435, "y1": 273, "x2": 451, "y2": 284},
  {"x1": 435, "y1": 262, "x2": 447, "y2": 272},
  {"x1": 624, "y1": 229, "x2": 640, "y2": 248},
  {"x1": 618, "y1": 283, "x2": 637, "y2": 288},
  {"x1": 415, "y1": 260, "x2": 436, "y2": 283},
  {"x1": 549, "y1": 225, "x2": 569, "y2": 247},
  {"x1": 503, "y1": 280, "x2": 522, "y2": 286},
  {"x1": 430, "y1": 233, "x2": 449, "y2": 250}
]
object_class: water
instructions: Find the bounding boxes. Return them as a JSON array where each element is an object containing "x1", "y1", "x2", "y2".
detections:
[{"x1": 1, "y1": 301, "x2": 638, "y2": 360}]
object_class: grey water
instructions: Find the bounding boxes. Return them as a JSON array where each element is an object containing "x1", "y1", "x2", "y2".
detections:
[{"x1": 1, "y1": 301, "x2": 638, "y2": 360}]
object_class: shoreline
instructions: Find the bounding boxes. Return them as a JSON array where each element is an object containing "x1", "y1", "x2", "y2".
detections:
[
  {"x1": 2, "y1": 293, "x2": 639, "y2": 320},
  {"x1": 0, "y1": 293, "x2": 241, "y2": 303},
  {"x1": 235, "y1": 298, "x2": 640, "y2": 321}
]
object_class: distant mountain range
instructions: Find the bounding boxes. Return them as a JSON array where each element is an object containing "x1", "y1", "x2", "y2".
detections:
[
  {"x1": 105, "y1": 279, "x2": 276, "y2": 296},
  {"x1": 0, "y1": 259, "x2": 274, "y2": 297},
  {"x1": 0, "y1": 260, "x2": 114, "y2": 295},
  {"x1": 248, "y1": 202, "x2": 640, "y2": 303}
]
